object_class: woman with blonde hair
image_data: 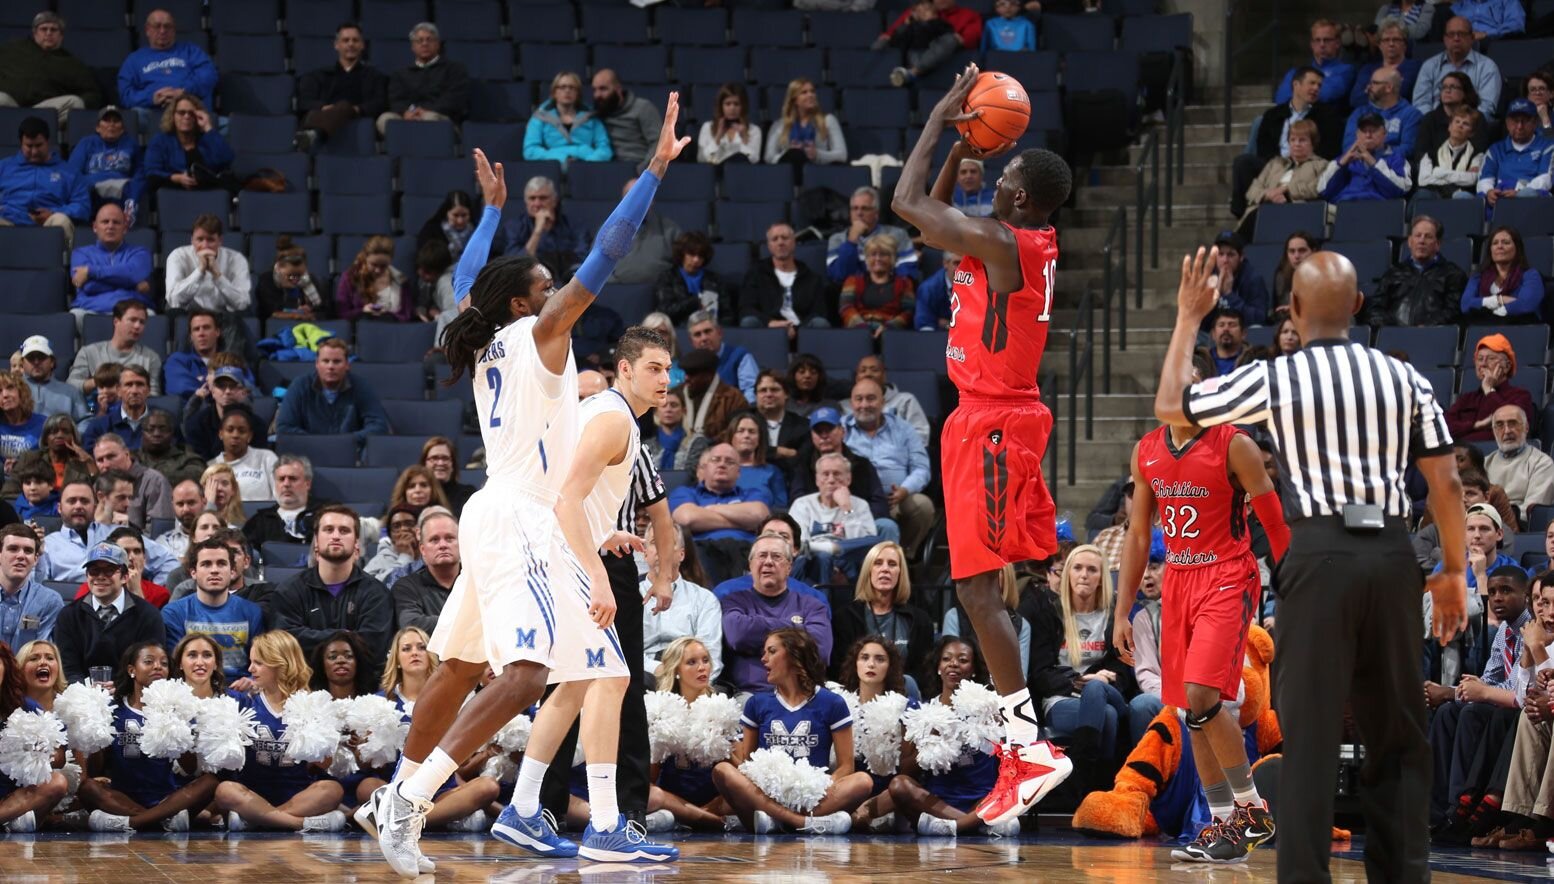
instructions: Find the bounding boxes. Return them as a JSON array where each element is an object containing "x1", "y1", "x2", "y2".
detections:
[
  {"x1": 523, "y1": 70, "x2": 613, "y2": 165},
  {"x1": 143, "y1": 93, "x2": 237, "y2": 208},
  {"x1": 764, "y1": 78, "x2": 846, "y2": 165},
  {"x1": 200, "y1": 462, "x2": 245, "y2": 527},
  {"x1": 338, "y1": 235, "x2": 413, "y2": 322},
  {"x1": 16, "y1": 640, "x2": 65, "y2": 711},
  {"x1": 645, "y1": 636, "x2": 732, "y2": 831},
  {"x1": 212, "y1": 631, "x2": 347, "y2": 832},
  {"x1": 697, "y1": 83, "x2": 762, "y2": 165},
  {"x1": 0, "y1": 371, "x2": 44, "y2": 459},
  {"x1": 829, "y1": 541, "x2": 932, "y2": 683}
]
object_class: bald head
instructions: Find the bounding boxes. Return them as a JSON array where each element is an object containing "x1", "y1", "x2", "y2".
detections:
[
  {"x1": 577, "y1": 370, "x2": 607, "y2": 399},
  {"x1": 1290, "y1": 252, "x2": 1363, "y2": 337}
]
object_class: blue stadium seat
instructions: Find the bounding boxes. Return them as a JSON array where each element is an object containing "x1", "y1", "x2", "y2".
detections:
[
  {"x1": 657, "y1": 6, "x2": 727, "y2": 45},
  {"x1": 360, "y1": 0, "x2": 431, "y2": 44},
  {"x1": 358, "y1": 324, "x2": 438, "y2": 363},
  {"x1": 1042, "y1": 14, "x2": 1116, "y2": 51},
  {"x1": 1488, "y1": 38, "x2": 1554, "y2": 79},
  {"x1": 656, "y1": 201, "x2": 711, "y2": 234},
  {"x1": 660, "y1": 469, "x2": 689, "y2": 490},
  {"x1": 890, "y1": 370, "x2": 942, "y2": 420},
  {"x1": 466, "y1": 80, "x2": 517, "y2": 123},
  {"x1": 0, "y1": 314, "x2": 74, "y2": 378},
  {"x1": 706, "y1": 241, "x2": 751, "y2": 283},
  {"x1": 1330, "y1": 199, "x2": 1406, "y2": 243},
  {"x1": 722, "y1": 328, "x2": 789, "y2": 372},
  {"x1": 800, "y1": 327, "x2": 873, "y2": 373},
  {"x1": 794, "y1": 240, "x2": 827, "y2": 277},
  {"x1": 567, "y1": 161, "x2": 637, "y2": 201},
  {"x1": 4, "y1": 271, "x2": 66, "y2": 314},
  {"x1": 381, "y1": 399, "x2": 462, "y2": 433},
  {"x1": 318, "y1": 118, "x2": 379, "y2": 157},
  {"x1": 1062, "y1": 48, "x2": 1141, "y2": 106},
  {"x1": 1120, "y1": 13, "x2": 1193, "y2": 53},
  {"x1": 519, "y1": 43, "x2": 589, "y2": 83},
  {"x1": 597, "y1": 284, "x2": 654, "y2": 325},
  {"x1": 1465, "y1": 325, "x2": 1549, "y2": 367},
  {"x1": 258, "y1": 361, "x2": 316, "y2": 393},
  {"x1": 231, "y1": 152, "x2": 308, "y2": 191},
  {"x1": 1029, "y1": 92, "x2": 1062, "y2": 127},
  {"x1": 397, "y1": 157, "x2": 475, "y2": 196},
  {"x1": 1409, "y1": 194, "x2": 1484, "y2": 240},
  {"x1": 314, "y1": 466, "x2": 398, "y2": 503},
  {"x1": 156, "y1": 189, "x2": 230, "y2": 232},
  {"x1": 219, "y1": 74, "x2": 293, "y2": 115},
  {"x1": 1415, "y1": 367, "x2": 1455, "y2": 403},
  {"x1": 65, "y1": 28, "x2": 134, "y2": 66},
  {"x1": 580, "y1": 4, "x2": 650, "y2": 44},
  {"x1": 237, "y1": 192, "x2": 311, "y2": 233},
  {"x1": 400, "y1": 195, "x2": 443, "y2": 233},
  {"x1": 210, "y1": 0, "x2": 279, "y2": 34},
  {"x1": 849, "y1": 127, "x2": 904, "y2": 157},
  {"x1": 881, "y1": 329, "x2": 946, "y2": 372},
  {"x1": 432, "y1": 363, "x2": 475, "y2": 403},
  {"x1": 457, "y1": 433, "x2": 482, "y2": 465},
  {"x1": 83, "y1": 312, "x2": 170, "y2": 354},
  {"x1": 722, "y1": 164, "x2": 794, "y2": 203},
  {"x1": 352, "y1": 362, "x2": 426, "y2": 396},
  {"x1": 0, "y1": 227, "x2": 66, "y2": 269},
  {"x1": 807, "y1": 12, "x2": 884, "y2": 49},
  {"x1": 259, "y1": 541, "x2": 309, "y2": 569},
  {"x1": 595, "y1": 45, "x2": 670, "y2": 85},
  {"x1": 840, "y1": 88, "x2": 909, "y2": 129},
  {"x1": 732, "y1": 9, "x2": 804, "y2": 47},
  {"x1": 1375, "y1": 326, "x2": 1458, "y2": 368},
  {"x1": 1324, "y1": 240, "x2": 1391, "y2": 294},
  {"x1": 563, "y1": 199, "x2": 612, "y2": 237},
  {"x1": 801, "y1": 165, "x2": 871, "y2": 196},
  {"x1": 249, "y1": 233, "x2": 331, "y2": 285},
  {"x1": 513, "y1": 3, "x2": 576, "y2": 42},
  {"x1": 435, "y1": 0, "x2": 505, "y2": 42},
  {"x1": 0, "y1": 108, "x2": 55, "y2": 151},
  {"x1": 674, "y1": 47, "x2": 746, "y2": 86},
  {"x1": 1439, "y1": 237, "x2": 1475, "y2": 272},
  {"x1": 55, "y1": 1, "x2": 128, "y2": 30},
  {"x1": 1103, "y1": 0, "x2": 1159, "y2": 13},
  {"x1": 132, "y1": 0, "x2": 201, "y2": 28},
  {"x1": 751, "y1": 48, "x2": 824, "y2": 87},
  {"x1": 364, "y1": 435, "x2": 437, "y2": 468},
  {"x1": 1491, "y1": 197, "x2": 1554, "y2": 237},
  {"x1": 287, "y1": 0, "x2": 354, "y2": 36},
  {"x1": 657, "y1": 163, "x2": 715, "y2": 202},
  {"x1": 227, "y1": 114, "x2": 297, "y2": 154},
  {"x1": 984, "y1": 51, "x2": 1060, "y2": 93},
  {"x1": 1527, "y1": 237, "x2": 1554, "y2": 278},
  {"x1": 826, "y1": 48, "x2": 902, "y2": 90},
  {"x1": 1347, "y1": 325, "x2": 1370, "y2": 347},
  {"x1": 384, "y1": 119, "x2": 458, "y2": 158},
  {"x1": 447, "y1": 41, "x2": 515, "y2": 81},
  {"x1": 1252, "y1": 201, "x2": 1326, "y2": 244},
  {"x1": 291, "y1": 35, "x2": 337, "y2": 75},
  {"x1": 64, "y1": 109, "x2": 138, "y2": 151},
  {"x1": 1530, "y1": 505, "x2": 1554, "y2": 534},
  {"x1": 319, "y1": 193, "x2": 394, "y2": 236},
  {"x1": 314, "y1": 155, "x2": 390, "y2": 196},
  {"x1": 500, "y1": 160, "x2": 565, "y2": 193},
  {"x1": 462, "y1": 121, "x2": 527, "y2": 167},
  {"x1": 216, "y1": 34, "x2": 287, "y2": 73}
]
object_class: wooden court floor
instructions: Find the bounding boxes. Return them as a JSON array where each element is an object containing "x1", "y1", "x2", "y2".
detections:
[{"x1": 2, "y1": 831, "x2": 1551, "y2": 883}]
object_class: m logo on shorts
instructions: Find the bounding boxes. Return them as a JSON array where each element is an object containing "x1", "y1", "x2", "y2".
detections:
[
  {"x1": 585, "y1": 647, "x2": 606, "y2": 669},
  {"x1": 515, "y1": 628, "x2": 537, "y2": 650}
]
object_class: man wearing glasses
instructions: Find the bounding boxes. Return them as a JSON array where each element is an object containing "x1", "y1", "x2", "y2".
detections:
[
  {"x1": 116, "y1": 9, "x2": 217, "y2": 126},
  {"x1": 1273, "y1": 19, "x2": 1356, "y2": 108},
  {"x1": 1413, "y1": 17, "x2": 1503, "y2": 120},
  {"x1": 0, "y1": 12, "x2": 101, "y2": 127},
  {"x1": 1349, "y1": 20, "x2": 1421, "y2": 111}
]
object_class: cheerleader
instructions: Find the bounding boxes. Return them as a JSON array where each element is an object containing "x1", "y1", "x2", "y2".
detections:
[
  {"x1": 840, "y1": 635, "x2": 915, "y2": 830},
  {"x1": 645, "y1": 637, "x2": 733, "y2": 831},
  {"x1": 358, "y1": 627, "x2": 497, "y2": 831},
  {"x1": 887, "y1": 636, "x2": 1019, "y2": 837},
  {"x1": 211, "y1": 631, "x2": 347, "y2": 832},
  {"x1": 309, "y1": 630, "x2": 376, "y2": 700},
  {"x1": 711, "y1": 627, "x2": 873, "y2": 834},
  {"x1": 171, "y1": 633, "x2": 231, "y2": 699},
  {"x1": 0, "y1": 642, "x2": 69, "y2": 832},
  {"x1": 17, "y1": 640, "x2": 64, "y2": 711},
  {"x1": 79, "y1": 642, "x2": 220, "y2": 832}
]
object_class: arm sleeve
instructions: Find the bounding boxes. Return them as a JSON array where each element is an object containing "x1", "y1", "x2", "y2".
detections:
[
  {"x1": 902, "y1": 428, "x2": 931, "y2": 493},
  {"x1": 142, "y1": 137, "x2": 177, "y2": 179},
  {"x1": 354, "y1": 585, "x2": 395, "y2": 667},
  {"x1": 1398, "y1": 110, "x2": 1421, "y2": 158},
  {"x1": 296, "y1": 70, "x2": 324, "y2": 112},
  {"x1": 162, "y1": 604, "x2": 185, "y2": 653},
  {"x1": 117, "y1": 58, "x2": 150, "y2": 110},
  {"x1": 721, "y1": 597, "x2": 792, "y2": 653},
  {"x1": 805, "y1": 596, "x2": 833, "y2": 664},
  {"x1": 274, "y1": 386, "x2": 307, "y2": 435},
  {"x1": 816, "y1": 114, "x2": 847, "y2": 164},
  {"x1": 1502, "y1": 270, "x2": 1545, "y2": 318},
  {"x1": 696, "y1": 592, "x2": 724, "y2": 679},
  {"x1": 217, "y1": 251, "x2": 251, "y2": 311},
  {"x1": 1182, "y1": 360, "x2": 1273, "y2": 427},
  {"x1": 453, "y1": 205, "x2": 502, "y2": 303},
  {"x1": 737, "y1": 353, "x2": 757, "y2": 403},
  {"x1": 91, "y1": 248, "x2": 154, "y2": 289},
  {"x1": 1478, "y1": 68, "x2": 1501, "y2": 119},
  {"x1": 1412, "y1": 60, "x2": 1437, "y2": 112},
  {"x1": 523, "y1": 118, "x2": 558, "y2": 161},
  {"x1": 163, "y1": 250, "x2": 204, "y2": 309},
  {"x1": 199, "y1": 131, "x2": 235, "y2": 171},
  {"x1": 576, "y1": 117, "x2": 614, "y2": 163},
  {"x1": 1131, "y1": 609, "x2": 1162, "y2": 696},
  {"x1": 1372, "y1": 156, "x2": 1411, "y2": 197},
  {"x1": 352, "y1": 383, "x2": 392, "y2": 441}
]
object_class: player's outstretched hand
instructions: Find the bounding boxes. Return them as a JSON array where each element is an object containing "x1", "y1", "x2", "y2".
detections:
[
  {"x1": 1425, "y1": 569, "x2": 1468, "y2": 646},
  {"x1": 1176, "y1": 246, "x2": 1220, "y2": 325},
  {"x1": 587, "y1": 562, "x2": 617, "y2": 630},
  {"x1": 600, "y1": 530, "x2": 645, "y2": 558},
  {"x1": 649, "y1": 92, "x2": 693, "y2": 175},
  {"x1": 930, "y1": 63, "x2": 983, "y2": 125},
  {"x1": 472, "y1": 148, "x2": 506, "y2": 211}
]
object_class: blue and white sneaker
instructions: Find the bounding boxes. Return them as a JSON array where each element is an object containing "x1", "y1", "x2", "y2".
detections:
[
  {"x1": 579, "y1": 815, "x2": 680, "y2": 863},
  {"x1": 491, "y1": 806, "x2": 579, "y2": 858}
]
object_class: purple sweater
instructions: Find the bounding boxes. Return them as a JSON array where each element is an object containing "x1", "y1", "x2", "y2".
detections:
[{"x1": 720, "y1": 587, "x2": 833, "y2": 694}]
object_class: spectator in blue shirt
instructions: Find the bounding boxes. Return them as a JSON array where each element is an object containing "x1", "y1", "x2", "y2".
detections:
[
  {"x1": 275, "y1": 338, "x2": 391, "y2": 444},
  {"x1": 500, "y1": 175, "x2": 589, "y2": 278},
  {"x1": 1461, "y1": 225, "x2": 1546, "y2": 323},
  {"x1": 1451, "y1": 0, "x2": 1525, "y2": 38},
  {"x1": 40, "y1": 480, "x2": 177, "y2": 584},
  {"x1": 162, "y1": 309, "x2": 224, "y2": 399},
  {"x1": 0, "y1": 115, "x2": 89, "y2": 244},
  {"x1": 669, "y1": 443, "x2": 773, "y2": 586},
  {"x1": 1273, "y1": 20, "x2": 1355, "y2": 107},
  {"x1": 66, "y1": 107, "x2": 142, "y2": 212},
  {"x1": 952, "y1": 157, "x2": 997, "y2": 218},
  {"x1": 1347, "y1": 20, "x2": 1420, "y2": 111},
  {"x1": 0, "y1": 372, "x2": 45, "y2": 462},
  {"x1": 12, "y1": 460, "x2": 59, "y2": 521},
  {"x1": 0, "y1": 524, "x2": 62, "y2": 651},
  {"x1": 1477, "y1": 99, "x2": 1553, "y2": 203},
  {"x1": 69, "y1": 202, "x2": 153, "y2": 314},
  {"x1": 161, "y1": 538, "x2": 265, "y2": 680},
  {"x1": 981, "y1": 0, "x2": 1036, "y2": 51},
  {"x1": 841, "y1": 379, "x2": 934, "y2": 558},
  {"x1": 916, "y1": 251, "x2": 955, "y2": 330},
  {"x1": 141, "y1": 94, "x2": 237, "y2": 213},
  {"x1": 115, "y1": 10, "x2": 217, "y2": 117},
  {"x1": 826, "y1": 186, "x2": 918, "y2": 283},
  {"x1": 1342, "y1": 66, "x2": 1422, "y2": 157},
  {"x1": 1317, "y1": 113, "x2": 1412, "y2": 203},
  {"x1": 1412, "y1": 18, "x2": 1502, "y2": 121}
]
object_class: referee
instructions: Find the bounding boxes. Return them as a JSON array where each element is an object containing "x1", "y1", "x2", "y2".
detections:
[
  {"x1": 540, "y1": 441, "x2": 679, "y2": 826},
  {"x1": 1155, "y1": 249, "x2": 1468, "y2": 882}
]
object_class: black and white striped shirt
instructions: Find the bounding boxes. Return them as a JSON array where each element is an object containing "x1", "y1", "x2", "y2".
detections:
[
  {"x1": 615, "y1": 442, "x2": 667, "y2": 533},
  {"x1": 1182, "y1": 340, "x2": 1453, "y2": 520}
]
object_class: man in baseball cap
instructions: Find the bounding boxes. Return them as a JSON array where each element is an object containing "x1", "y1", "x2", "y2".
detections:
[
  {"x1": 794, "y1": 404, "x2": 894, "y2": 535},
  {"x1": 1479, "y1": 98, "x2": 1554, "y2": 207},
  {"x1": 1320, "y1": 110, "x2": 1410, "y2": 203},
  {"x1": 52, "y1": 540, "x2": 166, "y2": 684},
  {"x1": 16, "y1": 334, "x2": 88, "y2": 420}
]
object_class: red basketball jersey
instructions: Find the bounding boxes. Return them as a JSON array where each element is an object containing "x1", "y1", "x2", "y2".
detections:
[
  {"x1": 1136, "y1": 424, "x2": 1252, "y2": 570},
  {"x1": 947, "y1": 223, "x2": 1058, "y2": 401}
]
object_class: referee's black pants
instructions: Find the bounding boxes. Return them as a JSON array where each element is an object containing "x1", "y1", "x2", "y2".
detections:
[
  {"x1": 1274, "y1": 517, "x2": 1431, "y2": 884},
  {"x1": 540, "y1": 551, "x2": 650, "y2": 822}
]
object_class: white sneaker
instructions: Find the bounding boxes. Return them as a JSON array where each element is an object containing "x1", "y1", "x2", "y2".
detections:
[
  {"x1": 917, "y1": 813, "x2": 958, "y2": 837},
  {"x1": 162, "y1": 810, "x2": 190, "y2": 833},
  {"x1": 868, "y1": 812, "x2": 895, "y2": 832},
  {"x1": 357, "y1": 787, "x2": 433, "y2": 870},
  {"x1": 376, "y1": 782, "x2": 433, "y2": 879},
  {"x1": 447, "y1": 809, "x2": 487, "y2": 832},
  {"x1": 89, "y1": 810, "x2": 131, "y2": 833},
  {"x1": 799, "y1": 811, "x2": 852, "y2": 835},
  {"x1": 226, "y1": 811, "x2": 247, "y2": 833},
  {"x1": 982, "y1": 818, "x2": 1021, "y2": 838},
  {"x1": 301, "y1": 810, "x2": 347, "y2": 833},
  {"x1": 722, "y1": 815, "x2": 744, "y2": 833},
  {"x1": 753, "y1": 811, "x2": 775, "y2": 834},
  {"x1": 644, "y1": 809, "x2": 675, "y2": 833},
  {"x1": 4, "y1": 811, "x2": 35, "y2": 833}
]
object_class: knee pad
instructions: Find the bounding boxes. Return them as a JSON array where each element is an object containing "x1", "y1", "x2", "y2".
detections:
[{"x1": 1184, "y1": 700, "x2": 1223, "y2": 731}]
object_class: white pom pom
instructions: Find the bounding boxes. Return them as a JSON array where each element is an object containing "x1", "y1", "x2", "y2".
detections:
[
  {"x1": 857, "y1": 691, "x2": 909, "y2": 776},
  {"x1": 194, "y1": 695, "x2": 259, "y2": 773},
  {"x1": 951, "y1": 681, "x2": 1004, "y2": 749},
  {"x1": 327, "y1": 742, "x2": 359, "y2": 779},
  {"x1": 346, "y1": 696, "x2": 409, "y2": 770},
  {"x1": 682, "y1": 693, "x2": 743, "y2": 766},
  {"x1": 738, "y1": 748, "x2": 831, "y2": 813},
  {"x1": 60, "y1": 761, "x2": 83, "y2": 797},
  {"x1": 0, "y1": 708, "x2": 67, "y2": 787},
  {"x1": 139, "y1": 680, "x2": 200, "y2": 760},
  {"x1": 142, "y1": 680, "x2": 201, "y2": 720},
  {"x1": 644, "y1": 691, "x2": 689, "y2": 764},
  {"x1": 903, "y1": 700, "x2": 964, "y2": 774},
  {"x1": 493, "y1": 713, "x2": 532, "y2": 755},
  {"x1": 280, "y1": 691, "x2": 344, "y2": 764},
  {"x1": 482, "y1": 754, "x2": 517, "y2": 783},
  {"x1": 54, "y1": 683, "x2": 117, "y2": 755}
]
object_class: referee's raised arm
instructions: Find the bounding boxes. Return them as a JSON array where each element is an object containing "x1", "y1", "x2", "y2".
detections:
[{"x1": 1155, "y1": 246, "x2": 1222, "y2": 428}]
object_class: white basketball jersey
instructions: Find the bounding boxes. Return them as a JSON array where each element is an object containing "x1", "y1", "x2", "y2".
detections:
[
  {"x1": 473, "y1": 316, "x2": 579, "y2": 489},
  {"x1": 577, "y1": 388, "x2": 640, "y2": 548}
]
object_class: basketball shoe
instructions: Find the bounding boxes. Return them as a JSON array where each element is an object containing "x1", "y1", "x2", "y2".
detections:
[
  {"x1": 578, "y1": 816, "x2": 680, "y2": 863},
  {"x1": 356, "y1": 785, "x2": 434, "y2": 873},
  {"x1": 973, "y1": 741, "x2": 1073, "y2": 826},
  {"x1": 491, "y1": 805, "x2": 579, "y2": 857},
  {"x1": 376, "y1": 782, "x2": 433, "y2": 879}
]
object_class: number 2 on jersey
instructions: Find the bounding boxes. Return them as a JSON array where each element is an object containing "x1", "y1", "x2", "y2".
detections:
[
  {"x1": 486, "y1": 366, "x2": 503, "y2": 427},
  {"x1": 1161, "y1": 504, "x2": 1200, "y2": 539}
]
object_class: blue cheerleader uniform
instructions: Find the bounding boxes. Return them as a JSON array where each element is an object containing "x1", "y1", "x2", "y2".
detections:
[
  {"x1": 741, "y1": 686, "x2": 853, "y2": 769},
  {"x1": 921, "y1": 743, "x2": 1000, "y2": 813},
  {"x1": 237, "y1": 693, "x2": 321, "y2": 805},
  {"x1": 104, "y1": 703, "x2": 179, "y2": 808}
]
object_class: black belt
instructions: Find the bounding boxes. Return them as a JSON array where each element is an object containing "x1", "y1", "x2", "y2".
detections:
[{"x1": 1291, "y1": 513, "x2": 1411, "y2": 535}]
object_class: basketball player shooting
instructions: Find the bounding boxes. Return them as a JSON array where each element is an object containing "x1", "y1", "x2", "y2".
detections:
[
  {"x1": 1114, "y1": 418, "x2": 1287, "y2": 863},
  {"x1": 891, "y1": 63, "x2": 1076, "y2": 825},
  {"x1": 362, "y1": 95, "x2": 690, "y2": 878}
]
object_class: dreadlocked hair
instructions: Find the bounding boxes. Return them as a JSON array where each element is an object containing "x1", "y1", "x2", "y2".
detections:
[{"x1": 440, "y1": 255, "x2": 540, "y2": 384}]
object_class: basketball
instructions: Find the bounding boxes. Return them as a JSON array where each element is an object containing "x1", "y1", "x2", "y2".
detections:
[{"x1": 956, "y1": 71, "x2": 1032, "y2": 153}]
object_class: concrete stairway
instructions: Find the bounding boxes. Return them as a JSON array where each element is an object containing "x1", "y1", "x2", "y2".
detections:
[{"x1": 1038, "y1": 84, "x2": 1268, "y2": 517}]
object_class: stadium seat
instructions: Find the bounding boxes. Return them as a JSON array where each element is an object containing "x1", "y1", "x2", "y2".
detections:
[
  {"x1": 1439, "y1": 236, "x2": 1475, "y2": 272},
  {"x1": 801, "y1": 327, "x2": 874, "y2": 373},
  {"x1": 1375, "y1": 326, "x2": 1458, "y2": 367},
  {"x1": 313, "y1": 466, "x2": 399, "y2": 505},
  {"x1": 216, "y1": 34, "x2": 287, "y2": 73},
  {"x1": 237, "y1": 192, "x2": 312, "y2": 233},
  {"x1": 891, "y1": 370, "x2": 943, "y2": 421},
  {"x1": 6, "y1": 271, "x2": 69, "y2": 314},
  {"x1": 263, "y1": 566, "x2": 304, "y2": 585},
  {"x1": 519, "y1": 43, "x2": 588, "y2": 81},
  {"x1": 794, "y1": 241, "x2": 828, "y2": 277},
  {"x1": 826, "y1": 48, "x2": 902, "y2": 89},
  {"x1": 352, "y1": 362, "x2": 427, "y2": 397},
  {"x1": 565, "y1": 200, "x2": 614, "y2": 237},
  {"x1": 1409, "y1": 195, "x2": 1484, "y2": 240},
  {"x1": 63, "y1": 28, "x2": 134, "y2": 67},
  {"x1": 1252, "y1": 201, "x2": 1326, "y2": 244},
  {"x1": 580, "y1": 4, "x2": 650, "y2": 44},
  {"x1": 1464, "y1": 325, "x2": 1549, "y2": 366},
  {"x1": 218, "y1": 73, "x2": 293, "y2": 116},
  {"x1": 716, "y1": 201, "x2": 787, "y2": 243},
  {"x1": 801, "y1": 165, "x2": 872, "y2": 196},
  {"x1": 707, "y1": 242, "x2": 752, "y2": 283},
  {"x1": 1491, "y1": 197, "x2": 1554, "y2": 238},
  {"x1": 462, "y1": 121, "x2": 527, "y2": 168},
  {"x1": 656, "y1": 201, "x2": 712, "y2": 236},
  {"x1": 0, "y1": 314, "x2": 74, "y2": 379},
  {"x1": 397, "y1": 157, "x2": 475, "y2": 197},
  {"x1": 1120, "y1": 13, "x2": 1193, "y2": 53},
  {"x1": 1347, "y1": 325, "x2": 1372, "y2": 346},
  {"x1": 0, "y1": 108, "x2": 55, "y2": 151},
  {"x1": 250, "y1": 233, "x2": 332, "y2": 286},
  {"x1": 447, "y1": 41, "x2": 515, "y2": 81},
  {"x1": 384, "y1": 119, "x2": 458, "y2": 158},
  {"x1": 1487, "y1": 38, "x2": 1554, "y2": 80},
  {"x1": 657, "y1": 6, "x2": 727, "y2": 45},
  {"x1": 1060, "y1": 51, "x2": 1140, "y2": 152},
  {"x1": 657, "y1": 164, "x2": 715, "y2": 202},
  {"x1": 275, "y1": 434, "x2": 360, "y2": 468},
  {"x1": 567, "y1": 162, "x2": 638, "y2": 201},
  {"x1": 156, "y1": 189, "x2": 231, "y2": 232},
  {"x1": 513, "y1": 3, "x2": 575, "y2": 43},
  {"x1": 597, "y1": 284, "x2": 655, "y2": 326},
  {"x1": 132, "y1": 0, "x2": 201, "y2": 28},
  {"x1": 457, "y1": 433, "x2": 483, "y2": 464},
  {"x1": 1414, "y1": 367, "x2": 1455, "y2": 404},
  {"x1": 357, "y1": 324, "x2": 438, "y2": 363},
  {"x1": 0, "y1": 226, "x2": 66, "y2": 269},
  {"x1": 1530, "y1": 505, "x2": 1554, "y2": 534},
  {"x1": 359, "y1": 0, "x2": 431, "y2": 43},
  {"x1": 1323, "y1": 240, "x2": 1390, "y2": 294},
  {"x1": 381, "y1": 399, "x2": 463, "y2": 434},
  {"x1": 210, "y1": 0, "x2": 280, "y2": 34},
  {"x1": 318, "y1": 119, "x2": 378, "y2": 156},
  {"x1": 231, "y1": 152, "x2": 309, "y2": 192},
  {"x1": 840, "y1": 88, "x2": 910, "y2": 129},
  {"x1": 319, "y1": 193, "x2": 395, "y2": 236},
  {"x1": 313, "y1": 155, "x2": 390, "y2": 196},
  {"x1": 722, "y1": 164, "x2": 795, "y2": 203},
  {"x1": 435, "y1": 0, "x2": 505, "y2": 42},
  {"x1": 660, "y1": 469, "x2": 689, "y2": 490},
  {"x1": 259, "y1": 542, "x2": 309, "y2": 569},
  {"x1": 55, "y1": 0, "x2": 129, "y2": 30},
  {"x1": 258, "y1": 361, "x2": 315, "y2": 393},
  {"x1": 226, "y1": 114, "x2": 299, "y2": 155},
  {"x1": 432, "y1": 363, "x2": 475, "y2": 404},
  {"x1": 732, "y1": 8, "x2": 805, "y2": 47},
  {"x1": 364, "y1": 435, "x2": 437, "y2": 468},
  {"x1": 1330, "y1": 199, "x2": 1405, "y2": 243},
  {"x1": 849, "y1": 127, "x2": 904, "y2": 157},
  {"x1": 882, "y1": 329, "x2": 946, "y2": 372},
  {"x1": 806, "y1": 11, "x2": 884, "y2": 49},
  {"x1": 752, "y1": 49, "x2": 825, "y2": 87},
  {"x1": 674, "y1": 46, "x2": 747, "y2": 85},
  {"x1": 290, "y1": 35, "x2": 337, "y2": 75},
  {"x1": 983, "y1": 51, "x2": 1060, "y2": 93},
  {"x1": 1043, "y1": 14, "x2": 1117, "y2": 51},
  {"x1": 722, "y1": 328, "x2": 789, "y2": 372},
  {"x1": 597, "y1": 44, "x2": 671, "y2": 86}
]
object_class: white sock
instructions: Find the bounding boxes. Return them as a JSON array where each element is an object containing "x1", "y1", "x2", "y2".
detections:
[
  {"x1": 404, "y1": 748, "x2": 458, "y2": 802},
  {"x1": 393, "y1": 758, "x2": 421, "y2": 783},
  {"x1": 512, "y1": 757, "x2": 549, "y2": 816},
  {"x1": 999, "y1": 688, "x2": 1041, "y2": 746},
  {"x1": 587, "y1": 763, "x2": 619, "y2": 831}
]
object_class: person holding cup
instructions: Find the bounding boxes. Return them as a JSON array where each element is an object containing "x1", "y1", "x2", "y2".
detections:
[{"x1": 50, "y1": 541, "x2": 166, "y2": 684}]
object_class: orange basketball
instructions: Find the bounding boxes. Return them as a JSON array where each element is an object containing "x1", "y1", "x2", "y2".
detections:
[{"x1": 955, "y1": 71, "x2": 1031, "y2": 153}]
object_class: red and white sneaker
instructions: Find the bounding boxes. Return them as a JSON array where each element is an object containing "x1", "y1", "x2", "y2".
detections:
[{"x1": 974, "y1": 741, "x2": 1074, "y2": 826}]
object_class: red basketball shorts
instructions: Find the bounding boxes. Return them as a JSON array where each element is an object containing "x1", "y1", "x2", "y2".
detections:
[
  {"x1": 1159, "y1": 553, "x2": 1259, "y2": 708},
  {"x1": 942, "y1": 399, "x2": 1056, "y2": 580}
]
